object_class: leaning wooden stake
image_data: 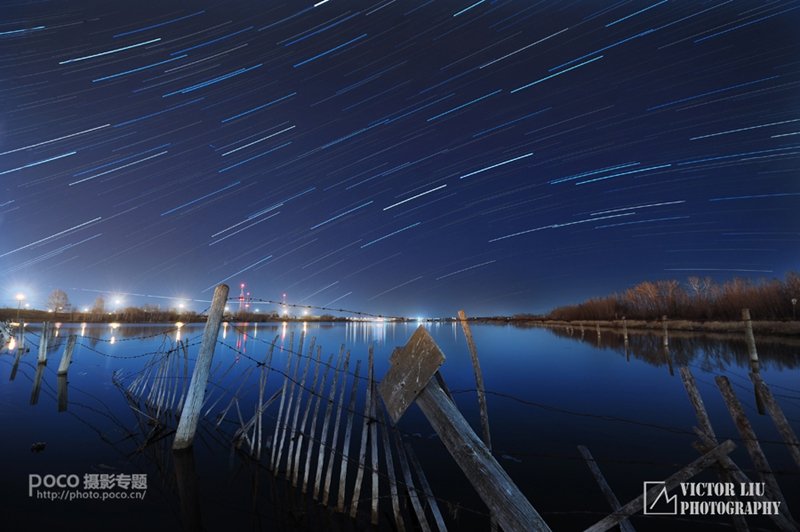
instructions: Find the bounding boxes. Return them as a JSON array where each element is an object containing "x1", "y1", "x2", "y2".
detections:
[
  {"x1": 393, "y1": 427, "x2": 431, "y2": 532},
  {"x1": 379, "y1": 406, "x2": 405, "y2": 532},
  {"x1": 57, "y1": 335, "x2": 77, "y2": 375},
  {"x1": 585, "y1": 440, "x2": 736, "y2": 532},
  {"x1": 457, "y1": 310, "x2": 492, "y2": 450},
  {"x1": 715, "y1": 376, "x2": 789, "y2": 511},
  {"x1": 577, "y1": 446, "x2": 635, "y2": 532},
  {"x1": 349, "y1": 346, "x2": 374, "y2": 519},
  {"x1": 380, "y1": 327, "x2": 550, "y2": 532},
  {"x1": 322, "y1": 350, "x2": 351, "y2": 505},
  {"x1": 749, "y1": 372, "x2": 800, "y2": 470},
  {"x1": 405, "y1": 441, "x2": 448, "y2": 532},
  {"x1": 337, "y1": 359, "x2": 362, "y2": 512},
  {"x1": 173, "y1": 283, "x2": 229, "y2": 451},
  {"x1": 314, "y1": 348, "x2": 344, "y2": 501},
  {"x1": 271, "y1": 332, "x2": 295, "y2": 469},
  {"x1": 661, "y1": 315, "x2": 668, "y2": 348},
  {"x1": 369, "y1": 380, "x2": 380, "y2": 526}
]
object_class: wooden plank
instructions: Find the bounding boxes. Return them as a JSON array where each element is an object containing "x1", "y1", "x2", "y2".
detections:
[
  {"x1": 57, "y1": 335, "x2": 77, "y2": 375},
  {"x1": 379, "y1": 406, "x2": 405, "y2": 532},
  {"x1": 337, "y1": 359, "x2": 361, "y2": 513},
  {"x1": 173, "y1": 284, "x2": 229, "y2": 451},
  {"x1": 457, "y1": 310, "x2": 492, "y2": 450},
  {"x1": 416, "y1": 377, "x2": 551, "y2": 532},
  {"x1": 405, "y1": 441, "x2": 448, "y2": 532},
  {"x1": 379, "y1": 326, "x2": 444, "y2": 424},
  {"x1": 322, "y1": 350, "x2": 351, "y2": 505},
  {"x1": 584, "y1": 440, "x2": 736, "y2": 532},
  {"x1": 301, "y1": 352, "x2": 333, "y2": 492},
  {"x1": 349, "y1": 346, "x2": 374, "y2": 519},
  {"x1": 749, "y1": 372, "x2": 800, "y2": 470},
  {"x1": 314, "y1": 348, "x2": 345, "y2": 501},
  {"x1": 715, "y1": 376, "x2": 789, "y2": 511},
  {"x1": 256, "y1": 337, "x2": 277, "y2": 461},
  {"x1": 577, "y1": 446, "x2": 635, "y2": 532}
]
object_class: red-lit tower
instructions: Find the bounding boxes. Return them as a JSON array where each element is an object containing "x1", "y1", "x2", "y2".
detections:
[{"x1": 238, "y1": 283, "x2": 246, "y2": 313}]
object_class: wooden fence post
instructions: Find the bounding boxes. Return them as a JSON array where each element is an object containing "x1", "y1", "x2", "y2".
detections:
[
  {"x1": 661, "y1": 315, "x2": 668, "y2": 348},
  {"x1": 457, "y1": 310, "x2": 492, "y2": 451},
  {"x1": 379, "y1": 326, "x2": 550, "y2": 532},
  {"x1": 173, "y1": 284, "x2": 229, "y2": 451},
  {"x1": 742, "y1": 309, "x2": 759, "y2": 372},
  {"x1": 38, "y1": 322, "x2": 50, "y2": 364}
]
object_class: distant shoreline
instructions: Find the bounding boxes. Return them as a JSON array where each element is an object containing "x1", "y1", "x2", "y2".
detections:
[{"x1": 500, "y1": 318, "x2": 800, "y2": 337}]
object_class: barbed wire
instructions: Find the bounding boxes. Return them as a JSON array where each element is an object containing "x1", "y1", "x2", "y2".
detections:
[{"x1": 229, "y1": 295, "x2": 412, "y2": 321}]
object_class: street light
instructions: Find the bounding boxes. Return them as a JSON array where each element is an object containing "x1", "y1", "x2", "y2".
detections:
[{"x1": 15, "y1": 293, "x2": 24, "y2": 326}]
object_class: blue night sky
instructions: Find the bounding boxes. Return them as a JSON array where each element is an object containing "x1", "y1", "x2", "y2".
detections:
[{"x1": 1, "y1": 1, "x2": 799, "y2": 316}]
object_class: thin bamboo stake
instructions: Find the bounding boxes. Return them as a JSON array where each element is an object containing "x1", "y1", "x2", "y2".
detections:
[
  {"x1": 405, "y1": 441, "x2": 447, "y2": 532},
  {"x1": 302, "y1": 353, "x2": 335, "y2": 493},
  {"x1": 337, "y1": 359, "x2": 361, "y2": 513},
  {"x1": 349, "y1": 346, "x2": 374, "y2": 519},
  {"x1": 393, "y1": 427, "x2": 431, "y2": 532},
  {"x1": 286, "y1": 337, "x2": 315, "y2": 479},
  {"x1": 272, "y1": 331, "x2": 298, "y2": 472},
  {"x1": 379, "y1": 405, "x2": 405, "y2": 532},
  {"x1": 292, "y1": 347, "x2": 324, "y2": 486},
  {"x1": 322, "y1": 350, "x2": 351, "y2": 506},
  {"x1": 314, "y1": 347, "x2": 346, "y2": 501},
  {"x1": 369, "y1": 379, "x2": 380, "y2": 526}
]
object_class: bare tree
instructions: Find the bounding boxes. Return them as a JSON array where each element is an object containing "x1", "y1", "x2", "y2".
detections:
[{"x1": 47, "y1": 289, "x2": 70, "y2": 312}]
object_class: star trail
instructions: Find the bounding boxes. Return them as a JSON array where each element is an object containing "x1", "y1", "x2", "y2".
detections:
[{"x1": 1, "y1": 1, "x2": 798, "y2": 315}]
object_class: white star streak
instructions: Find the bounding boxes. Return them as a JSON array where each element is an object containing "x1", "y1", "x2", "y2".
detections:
[
  {"x1": 436, "y1": 260, "x2": 496, "y2": 280},
  {"x1": 489, "y1": 213, "x2": 635, "y2": 242},
  {"x1": 458, "y1": 152, "x2": 533, "y2": 179},
  {"x1": 58, "y1": 38, "x2": 161, "y2": 64},
  {"x1": 0, "y1": 124, "x2": 110, "y2": 156},
  {"x1": 383, "y1": 184, "x2": 447, "y2": 210},
  {"x1": 0, "y1": 217, "x2": 102, "y2": 258}
]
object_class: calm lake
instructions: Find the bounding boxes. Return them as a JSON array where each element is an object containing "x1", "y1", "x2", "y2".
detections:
[{"x1": 1, "y1": 321, "x2": 798, "y2": 531}]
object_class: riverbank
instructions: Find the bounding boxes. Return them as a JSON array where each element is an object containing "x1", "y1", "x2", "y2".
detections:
[{"x1": 533, "y1": 318, "x2": 800, "y2": 337}]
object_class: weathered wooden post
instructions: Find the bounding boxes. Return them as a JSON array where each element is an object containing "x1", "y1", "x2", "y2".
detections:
[
  {"x1": 57, "y1": 335, "x2": 77, "y2": 375},
  {"x1": 457, "y1": 310, "x2": 492, "y2": 450},
  {"x1": 622, "y1": 317, "x2": 628, "y2": 343},
  {"x1": 661, "y1": 315, "x2": 668, "y2": 348},
  {"x1": 379, "y1": 326, "x2": 551, "y2": 532},
  {"x1": 38, "y1": 322, "x2": 50, "y2": 364},
  {"x1": 742, "y1": 308, "x2": 759, "y2": 372},
  {"x1": 173, "y1": 284, "x2": 229, "y2": 451}
]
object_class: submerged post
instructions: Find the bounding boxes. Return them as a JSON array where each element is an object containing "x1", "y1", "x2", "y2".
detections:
[{"x1": 173, "y1": 284, "x2": 229, "y2": 451}]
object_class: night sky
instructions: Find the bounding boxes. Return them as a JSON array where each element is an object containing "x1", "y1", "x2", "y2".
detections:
[{"x1": 2, "y1": 0, "x2": 799, "y2": 316}]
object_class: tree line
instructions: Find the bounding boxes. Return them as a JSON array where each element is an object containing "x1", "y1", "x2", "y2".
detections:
[{"x1": 546, "y1": 272, "x2": 800, "y2": 321}]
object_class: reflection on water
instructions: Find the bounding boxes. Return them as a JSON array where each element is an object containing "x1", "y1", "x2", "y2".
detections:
[
  {"x1": 544, "y1": 324, "x2": 800, "y2": 371},
  {"x1": 0, "y1": 321, "x2": 798, "y2": 532}
]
